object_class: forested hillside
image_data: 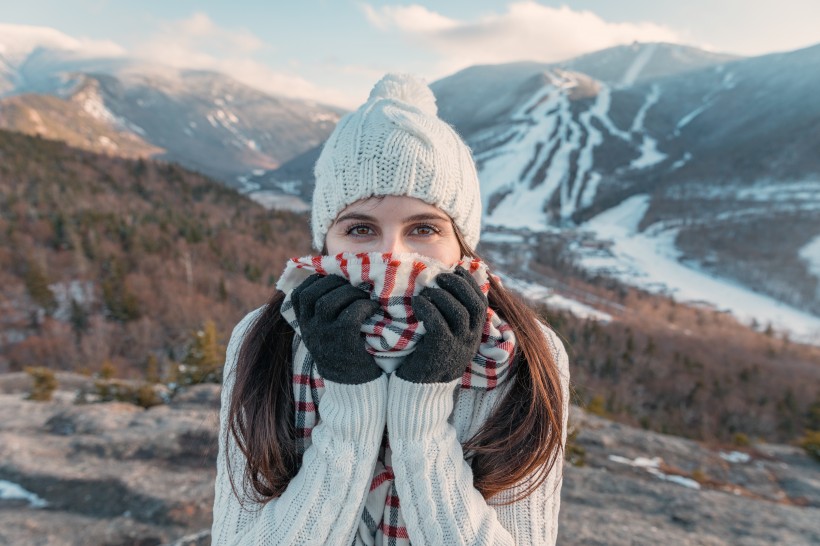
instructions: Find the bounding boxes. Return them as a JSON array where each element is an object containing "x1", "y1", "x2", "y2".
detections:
[{"x1": 0, "y1": 130, "x2": 311, "y2": 379}]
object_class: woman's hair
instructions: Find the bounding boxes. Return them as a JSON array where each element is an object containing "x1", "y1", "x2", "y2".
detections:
[{"x1": 226, "y1": 222, "x2": 564, "y2": 504}]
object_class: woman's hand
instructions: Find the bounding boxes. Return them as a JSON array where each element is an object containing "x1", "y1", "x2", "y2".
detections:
[
  {"x1": 290, "y1": 273, "x2": 382, "y2": 384},
  {"x1": 396, "y1": 266, "x2": 488, "y2": 384}
]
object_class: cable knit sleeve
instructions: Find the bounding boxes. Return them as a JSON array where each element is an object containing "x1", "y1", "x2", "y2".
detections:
[
  {"x1": 385, "y1": 320, "x2": 570, "y2": 545},
  {"x1": 211, "y1": 307, "x2": 388, "y2": 546}
]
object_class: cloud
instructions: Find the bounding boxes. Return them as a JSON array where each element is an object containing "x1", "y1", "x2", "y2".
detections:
[
  {"x1": 362, "y1": 4, "x2": 459, "y2": 33},
  {"x1": 360, "y1": 1, "x2": 686, "y2": 76},
  {"x1": 132, "y1": 13, "x2": 355, "y2": 107},
  {"x1": 133, "y1": 12, "x2": 266, "y2": 70},
  {"x1": 0, "y1": 23, "x2": 126, "y2": 60}
]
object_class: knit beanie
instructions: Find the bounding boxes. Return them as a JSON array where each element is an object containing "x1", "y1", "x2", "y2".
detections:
[{"x1": 310, "y1": 73, "x2": 482, "y2": 251}]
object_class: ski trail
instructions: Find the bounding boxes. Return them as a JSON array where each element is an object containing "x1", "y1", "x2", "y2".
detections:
[{"x1": 620, "y1": 43, "x2": 657, "y2": 87}]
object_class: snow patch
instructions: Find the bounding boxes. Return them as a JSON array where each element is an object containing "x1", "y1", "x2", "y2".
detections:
[
  {"x1": 81, "y1": 90, "x2": 118, "y2": 124},
  {"x1": 247, "y1": 190, "x2": 310, "y2": 213},
  {"x1": 671, "y1": 152, "x2": 692, "y2": 170},
  {"x1": 207, "y1": 108, "x2": 258, "y2": 151},
  {"x1": 480, "y1": 232, "x2": 526, "y2": 244},
  {"x1": 608, "y1": 455, "x2": 701, "y2": 490},
  {"x1": 496, "y1": 273, "x2": 612, "y2": 322},
  {"x1": 676, "y1": 102, "x2": 710, "y2": 131},
  {"x1": 630, "y1": 84, "x2": 660, "y2": 133},
  {"x1": 27, "y1": 108, "x2": 46, "y2": 133},
  {"x1": 798, "y1": 233, "x2": 820, "y2": 280},
  {"x1": 0, "y1": 479, "x2": 48, "y2": 508},
  {"x1": 577, "y1": 194, "x2": 820, "y2": 345},
  {"x1": 79, "y1": 86, "x2": 145, "y2": 136},
  {"x1": 620, "y1": 44, "x2": 657, "y2": 87},
  {"x1": 719, "y1": 451, "x2": 751, "y2": 464},
  {"x1": 629, "y1": 135, "x2": 667, "y2": 169},
  {"x1": 98, "y1": 135, "x2": 117, "y2": 149}
]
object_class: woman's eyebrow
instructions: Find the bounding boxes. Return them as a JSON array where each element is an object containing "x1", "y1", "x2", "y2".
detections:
[
  {"x1": 333, "y1": 212, "x2": 375, "y2": 224},
  {"x1": 334, "y1": 212, "x2": 450, "y2": 224}
]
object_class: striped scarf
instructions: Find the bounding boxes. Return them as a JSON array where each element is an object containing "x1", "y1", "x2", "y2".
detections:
[{"x1": 277, "y1": 252, "x2": 516, "y2": 545}]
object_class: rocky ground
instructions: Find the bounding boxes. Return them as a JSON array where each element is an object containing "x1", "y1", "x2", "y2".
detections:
[{"x1": 0, "y1": 372, "x2": 818, "y2": 546}]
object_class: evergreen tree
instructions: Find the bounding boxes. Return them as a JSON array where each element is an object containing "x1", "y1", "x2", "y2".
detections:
[
  {"x1": 69, "y1": 298, "x2": 90, "y2": 342},
  {"x1": 179, "y1": 320, "x2": 225, "y2": 385},
  {"x1": 24, "y1": 259, "x2": 58, "y2": 315},
  {"x1": 101, "y1": 257, "x2": 140, "y2": 322}
]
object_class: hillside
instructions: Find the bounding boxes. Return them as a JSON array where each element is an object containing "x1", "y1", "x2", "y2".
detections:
[
  {"x1": 479, "y1": 231, "x2": 820, "y2": 444},
  {"x1": 0, "y1": 89, "x2": 161, "y2": 158},
  {"x1": 0, "y1": 129, "x2": 311, "y2": 378},
  {"x1": 0, "y1": 22, "x2": 347, "y2": 185}
]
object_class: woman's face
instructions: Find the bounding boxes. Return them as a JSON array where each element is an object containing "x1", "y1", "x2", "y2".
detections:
[{"x1": 325, "y1": 195, "x2": 463, "y2": 266}]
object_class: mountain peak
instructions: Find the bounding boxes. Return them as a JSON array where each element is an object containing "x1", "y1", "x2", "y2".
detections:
[{"x1": 559, "y1": 42, "x2": 742, "y2": 86}]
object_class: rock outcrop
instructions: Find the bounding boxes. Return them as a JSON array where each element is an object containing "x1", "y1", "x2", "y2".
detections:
[{"x1": 0, "y1": 375, "x2": 817, "y2": 545}]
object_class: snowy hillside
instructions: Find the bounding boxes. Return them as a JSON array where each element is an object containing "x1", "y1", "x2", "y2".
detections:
[
  {"x1": 557, "y1": 42, "x2": 741, "y2": 87},
  {"x1": 426, "y1": 43, "x2": 820, "y2": 330},
  {"x1": 262, "y1": 42, "x2": 820, "y2": 335},
  {"x1": 576, "y1": 195, "x2": 820, "y2": 344}
]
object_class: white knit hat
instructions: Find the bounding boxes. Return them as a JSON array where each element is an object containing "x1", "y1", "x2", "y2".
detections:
[{"x1": 310, "y1": 73, "x2": 482, "y2": 251}]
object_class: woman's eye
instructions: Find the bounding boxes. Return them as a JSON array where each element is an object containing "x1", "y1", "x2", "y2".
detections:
[
  {"x1": 413, "y1": 225, "x2": 439, "y2": 236},
  {"x1": 347, "y1": 225, "x2": 373, "y2": 236}
]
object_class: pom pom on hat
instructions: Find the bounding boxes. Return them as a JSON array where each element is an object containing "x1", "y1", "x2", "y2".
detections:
[
  {"x1": 310, "y1": 73, "x2": 482, "y2": 251},
  {"x1": 368, "y1": 73, "x2": 438, "y2": 116}
]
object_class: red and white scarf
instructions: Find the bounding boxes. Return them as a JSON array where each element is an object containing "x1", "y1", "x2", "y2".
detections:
[{"x1": 277, "y1": 252, "x2": 517, "y2": 545}]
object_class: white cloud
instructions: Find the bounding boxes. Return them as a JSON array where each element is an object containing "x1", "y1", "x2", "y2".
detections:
[
  {"x1": 360, "y1": 1, "x2": 686, "y2": 77},
  {"x1": 362, "y1": 3, "x2": 459, "y2": 33},
  {"x1": 0, "y1": 23, "x2": 126, "y2": 61},
  {"x1": 132, "y1": 13, "x2": 355, "y2": 107}
]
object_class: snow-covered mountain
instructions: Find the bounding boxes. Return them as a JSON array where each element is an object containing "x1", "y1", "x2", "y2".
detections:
[
  {"x1": 0, "y1": 24, "x2": 345, "y2": 182},
  {"x1": 0, "y1": 23, "x2": 127, "y2": 96},
  {"x1": 263, "y1": 42, "x2": 820, "y2": 335},
  {"x1": 1, "y1": 23, "x2": 818, "y2": 338}
]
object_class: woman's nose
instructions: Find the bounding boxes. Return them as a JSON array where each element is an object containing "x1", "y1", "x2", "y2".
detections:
[{"x1": 381, "y1": 233, "x2": 409, "y2": 255}]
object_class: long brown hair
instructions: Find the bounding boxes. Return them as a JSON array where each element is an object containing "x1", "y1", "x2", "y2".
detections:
[{"x1": 226, "y1": 222, "x2": 564, "y2": 504}]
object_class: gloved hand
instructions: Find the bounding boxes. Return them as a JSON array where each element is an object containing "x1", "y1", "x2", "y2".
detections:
[
  {"x1": 290, "y1": 273, "x2": 382, "y2": 385},
  {"x1": 396, "y1": 266, "x2": 488, "y2": 384}
]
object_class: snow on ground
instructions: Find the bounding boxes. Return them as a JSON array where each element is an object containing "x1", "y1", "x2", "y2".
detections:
[
  {"x1": 572, "y1": 87, "x2": 626, "y2": 215},
  {"x1": 479, "y1": 75, "x2": 629, "y2": 230},
  {"x1": 247, "y1": 190, "x2": 309, "y2": 213},
  {"x1": 479, "y1": 85, "x2": 568, "y2": 230},
  {"x1": 670, "y1": 152, "x2": 692, "y2": 170},
  {"x1": 235, "y1": 175, "x2": 259, "y2": 193},
  {"x1": 619, "y1": 43, "x2": 657, "y2": 88},
  {"x1": 675, "y1": 102, "x2": 710, "y2": 132},
  {"x1": 495, "y1": 272, "x2": 612, "y2": 322},
  {"x1": 480, "y1": 232, "x2": 526, "y2": 244},
  {"x1": 608, "y1": 454, "x2": 701, "y2": 490},
  {"x1": 0, "y1": 479, "x2": 48, "y2": 508},
  {"x1": 629, "y1": 135, "x2": 667, "y2": 169},
  {"x1": 734, "y1": 181, "x2": 820, "y2": 202},
  {"x1": 630, "y1": 84, "x2": 660, "y2": 133},
  {"x1": 577, "y1": 194, "x2": 820, "y2": 345},
  {"x1": 799, "y1": 233, "x2": 820, "y2": 279},
  {"x1": 719, "y1": 451, "x2": 751, "y2": 464}
]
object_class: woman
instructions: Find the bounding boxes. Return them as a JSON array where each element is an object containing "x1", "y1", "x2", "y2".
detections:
[{"x1": 212, "y1": 73, "x2": 570, "y2": 545}]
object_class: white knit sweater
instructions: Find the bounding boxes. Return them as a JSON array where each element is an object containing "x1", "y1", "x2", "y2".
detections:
[{"x1": 211, "y1": 305, "x2": 570, "y2": 545}]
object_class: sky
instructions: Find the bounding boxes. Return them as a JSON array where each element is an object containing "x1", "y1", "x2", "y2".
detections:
[{"x1": 2, "y1": 1, "x2": 820, "y2": 108}]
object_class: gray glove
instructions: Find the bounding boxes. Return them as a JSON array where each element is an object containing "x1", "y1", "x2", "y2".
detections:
[
  {"x1": 396, "y1": 266, "x2": 488, "y2": 384},
  {"x1": 290, "y1": 273, "x2": 382, "y2": 385}
]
